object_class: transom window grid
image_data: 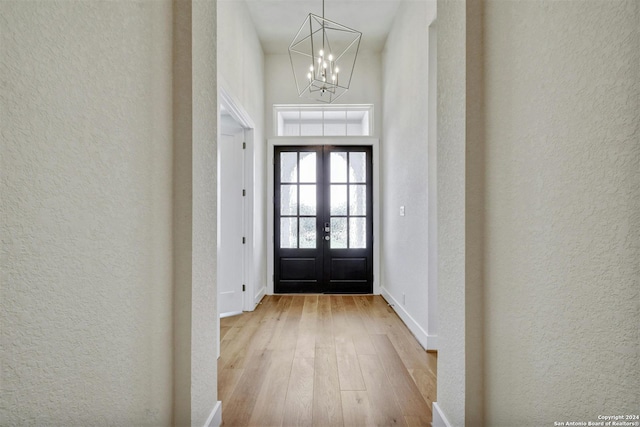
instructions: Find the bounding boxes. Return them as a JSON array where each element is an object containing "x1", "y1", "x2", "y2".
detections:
[{"x1": 275, "y1": 104, "x2": 373, "y2": 137}]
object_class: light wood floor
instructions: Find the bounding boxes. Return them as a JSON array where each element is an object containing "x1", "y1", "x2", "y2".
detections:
[{"x1": 218, "y1": 295, "x2": 437, "y2": 427}]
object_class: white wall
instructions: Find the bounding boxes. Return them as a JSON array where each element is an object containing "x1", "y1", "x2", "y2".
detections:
[
  {"x1": 191, "y1": 0, "x2": 220, "y2": 424},
  {"x1": 381, "y1": 0, "x2": 436, "y2": 349},
  {"x1": 218, "y1": 0, "x2": 267, "y2": 304},
  {"x1": 482, "y1": 0, "x2": 639, "y2": 423},
  {"x1": 435, "y1": 0, "x2": 484, "y2": 425},
  {"x1": 435, "y1": 0, "x2": 639, "y2": 425},
  {"x1": 1, "y1": 1, "x2": 174, "y2": 425},
  {"x1": 264, "y1": 52, "x2": 383, "y2": 137}
]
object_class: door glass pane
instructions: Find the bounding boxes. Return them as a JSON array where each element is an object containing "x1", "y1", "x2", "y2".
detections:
[
  {"x1": 331, "y1": 217, "x2": 347, "y2": 248},
  {"x1": 330, "y1": 185, "x2": 347, "y2": 215},
  {"x1": 280, "y1": 184, "x2": 298, "y2": 215},
  {"x1": 349, "y1": 185, "x2": 366, "y2": 216},
  {"x1": 349, "y1": 152, "x2": 366, "y2": 183},
  {"x1": 299, "y1": 217, "x2": 317, "y2": 248},
  {"x1": 281, "y1": 152, "x2": 298, "y2": 183},
  {"x1": 330, "y1": 152, "x2": 348, "y2": 183},
  {"x1": 280, "y1": 218, "x2": 298, "y2": 248},
  {"x1": 299, "y1": 152, "x2": 316, "y2": 183},
  {"x1": 299, "y1": 185, "x2": 316, "y2": 215},
  {"x1": 349, "y1": 217, "x2": 366, "y2": 248}
]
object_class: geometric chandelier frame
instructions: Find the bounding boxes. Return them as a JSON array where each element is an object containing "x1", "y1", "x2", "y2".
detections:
[{"x1": 288, "y1": 1, "x2": 362, "y2": 103}]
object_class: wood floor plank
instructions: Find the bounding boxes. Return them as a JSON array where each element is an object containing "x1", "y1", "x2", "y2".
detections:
[
  {"x1": 315, "y1": 295, "x2": 334, "y2": 349},
  {"x1": 221, "y1": 349, "x2": 273, "y2": 427},
  {"x1": 275, "y1": 295, "x2": 304, "y2": 352},
  {"x1": 343, "y1": 296, "x2": 377, "y2": 355},
  {"x1": 282, "y1": 357, "x2": 315, "y2": 427},
  {"x1": 341, "y1": 390, "x2": 374, "y2": 427},
  {"x1": 217, "y1": 366, "x2": 244, "y2": 404},
  {"x1": 335, "y1": 336, "x2": 365, "y2": 391},
  {"x1": 358, "y1": 354, "x2": 408, "y2": 427},
  {"x1": 408, "y1": 368, "x2": 437, "y2": 408},
  {"x1": 248, "y1": 349, "x2": 295, "y2": 427},
  {"x1": 313, "y1": 347, "x2": 343, "y2": 426},
  {"x1": 371, "y1": 334, "x2": 432, "y2": 422},
  {"x1": 295, "y1": 295, "x2": 319, "y2": 358}
]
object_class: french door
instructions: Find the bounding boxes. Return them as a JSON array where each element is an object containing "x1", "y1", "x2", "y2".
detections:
[{"x1": 274, "y1": 145, "x2": 373, "y2": 293}]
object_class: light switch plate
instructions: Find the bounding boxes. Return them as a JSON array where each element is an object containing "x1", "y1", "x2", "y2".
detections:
[{"x1": 400, "y1": 206, "x2": 405, "y2": 216}]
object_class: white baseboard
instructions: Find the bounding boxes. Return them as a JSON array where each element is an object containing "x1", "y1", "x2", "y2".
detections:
[
  {"x1": 204, "y1": 401, "x2": 222, "y2": 427},
  {"x1": 381, "y1": 288, "x2": 437, "y2": 350},
  {"x1": 220, "y1": 311, "x2": 242, "y2": 319},
  {"x1": 253, "y1": 286, "x2": 266, "y2": 309},
  {"x1": 432, "y1": 402, "x2": 452, "y2": 427}
]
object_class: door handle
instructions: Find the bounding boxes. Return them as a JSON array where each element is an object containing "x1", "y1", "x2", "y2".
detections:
[
  {"x1": 324, "y1": 222, "x2": 331, "y2": 232},
  {"x1": 325, "y1": 235, "x2": 330, "y2": 241}
]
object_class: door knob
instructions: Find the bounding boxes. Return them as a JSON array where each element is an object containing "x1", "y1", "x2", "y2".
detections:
[{"x1": 325, "y1": 235, "x2": 330, "y2": 241}]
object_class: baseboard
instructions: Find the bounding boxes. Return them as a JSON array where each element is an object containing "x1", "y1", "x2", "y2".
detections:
[
  {"x1": 220, "y1": 311, "x2": 242, "y2": 319},
  {"x1": 204, "y1": 401, "x2": 222, "y2": 427},
  {"x1": 432, "y1": 402, "x2": 452, "y2": 427},
  {"x1": 381, "y1": 288, "x2": 437, "y2": 350},
  {"x1": 253, "y1": 286, "x2": 266, "y2": 309}
]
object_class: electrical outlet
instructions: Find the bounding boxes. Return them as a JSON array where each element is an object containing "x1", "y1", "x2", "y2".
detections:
[{"x1": 400, "y1": 206, "x2": 405, "y2": 216}]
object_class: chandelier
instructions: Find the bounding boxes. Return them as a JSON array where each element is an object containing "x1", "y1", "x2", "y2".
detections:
[{"x1": 288, "y1": 0, "x2": 362, "y2": 103}]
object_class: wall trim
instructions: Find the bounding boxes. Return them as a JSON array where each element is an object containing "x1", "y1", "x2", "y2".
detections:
[
  {"x1": 219, "y1": 311, "x2": 243, "y2": 319},
  {"x1": 432, "y1": 402, "x2": 452, "y2": 427},
  {"x1": 204, "y1": 401, "x2": 222, "y2": 427},
  {"x1": 380, "y1": 288, "x2": 437, "y2": 350},
  {"x1": 254, "y1": 286, "x2": 266, "y2": 310}
]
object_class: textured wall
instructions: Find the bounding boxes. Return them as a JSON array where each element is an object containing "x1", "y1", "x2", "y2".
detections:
[
  {"x1": 483, "y1": 0, "x2": 639, "y2": 424},
  {"x1": 191, "y1": 0, "x2": 219, "y2": 424},
  {"x1": 173, "y1": 0, "x2": 219, "y2": 425},
  {"x1": 381, "y1": 0, "x2": 436, "y2": 345},
  {"x1": 1, "y1": 1, "x2": 174, "y2": 425},
  {"x1": 435, "y1": 0, "x2": 468, "y2": 425},
  {"x1": 218, "y1": 0, "x2": 266, "y2": 303}
]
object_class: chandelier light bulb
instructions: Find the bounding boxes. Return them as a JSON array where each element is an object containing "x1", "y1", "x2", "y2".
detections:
[
  {"x1": 335, "y1": 67, "x2": 340, "y2": 73},
  {"x1": 309, "y1": 65, "x2": 314, "y2": 71},
  {"x1": 332, "y1": 74, "x2": 336, "y2": 81},
  {"x1": 323, "y1": 62, "x2": 327, "y2": 69},
  {"x1": 319, "y1": 49, "x2": 324, "y2": 57},
  {"x1": 328, "y1": 54, "x2": 333, "y2": 61},
  {"x1": 307, "y1": 72, "x2": 312, "y2": 80},
  {"x1": 318, "y1": 57, "x2": 322, "y2": 64}
]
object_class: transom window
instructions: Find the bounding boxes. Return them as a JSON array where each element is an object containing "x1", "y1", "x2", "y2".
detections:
[{"x1": 274, "y1": 105, "x2": 373, "y2": 137}]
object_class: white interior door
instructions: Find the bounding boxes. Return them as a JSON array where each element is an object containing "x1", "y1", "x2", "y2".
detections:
[{"x1": 218, "y1": 121, "x2": 245, "y2": 317}]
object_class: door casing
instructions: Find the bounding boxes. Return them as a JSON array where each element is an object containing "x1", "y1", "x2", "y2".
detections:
[{"x1": 267, "y1": 137, "x2": 380, "y2": 295}]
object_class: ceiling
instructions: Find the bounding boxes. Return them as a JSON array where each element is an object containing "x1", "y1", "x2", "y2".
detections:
[{"x1": 242, "y1": 0, "x2": 404, "y2": 54}]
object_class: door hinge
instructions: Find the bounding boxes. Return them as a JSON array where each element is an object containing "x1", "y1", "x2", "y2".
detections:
[
  {"x1": 242, "y1": 237, "x2": 246, "y2": 244},
  {"x1": 242, "y1": 284, "x2": 246, "y2": 292},
  {"x1": 242, "y1": 142, "x2": 246, "y2": 149},
  {"x1": 242, "y1": 189, "x2": 246, "y2": 197}
]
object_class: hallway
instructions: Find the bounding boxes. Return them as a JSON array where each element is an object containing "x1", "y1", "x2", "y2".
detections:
[{"x1": 218, "y1": 295, "x2": 437, "y2": 426}]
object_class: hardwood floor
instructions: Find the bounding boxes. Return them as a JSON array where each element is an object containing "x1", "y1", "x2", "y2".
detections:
[{"x1": 219, "y1": 295, "x2": 437, "y2": 427}]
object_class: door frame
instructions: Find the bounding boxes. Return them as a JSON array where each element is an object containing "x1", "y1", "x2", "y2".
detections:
[
  {"x1": 267, "y1": 137, "x2": 380, "y2": 295},
  {"x1": 219, "y1": 85, "x2": 255, "y2": 314}
]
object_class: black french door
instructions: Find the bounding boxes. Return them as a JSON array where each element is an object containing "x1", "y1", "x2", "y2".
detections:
[{"x1": 274, "y1": 146, "x2": 373, "y2": 294}]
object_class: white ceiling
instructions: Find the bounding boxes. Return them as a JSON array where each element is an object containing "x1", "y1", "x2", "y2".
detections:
[{"x1": 242, "y1": 0, "x2": 404, "y2": 54}]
